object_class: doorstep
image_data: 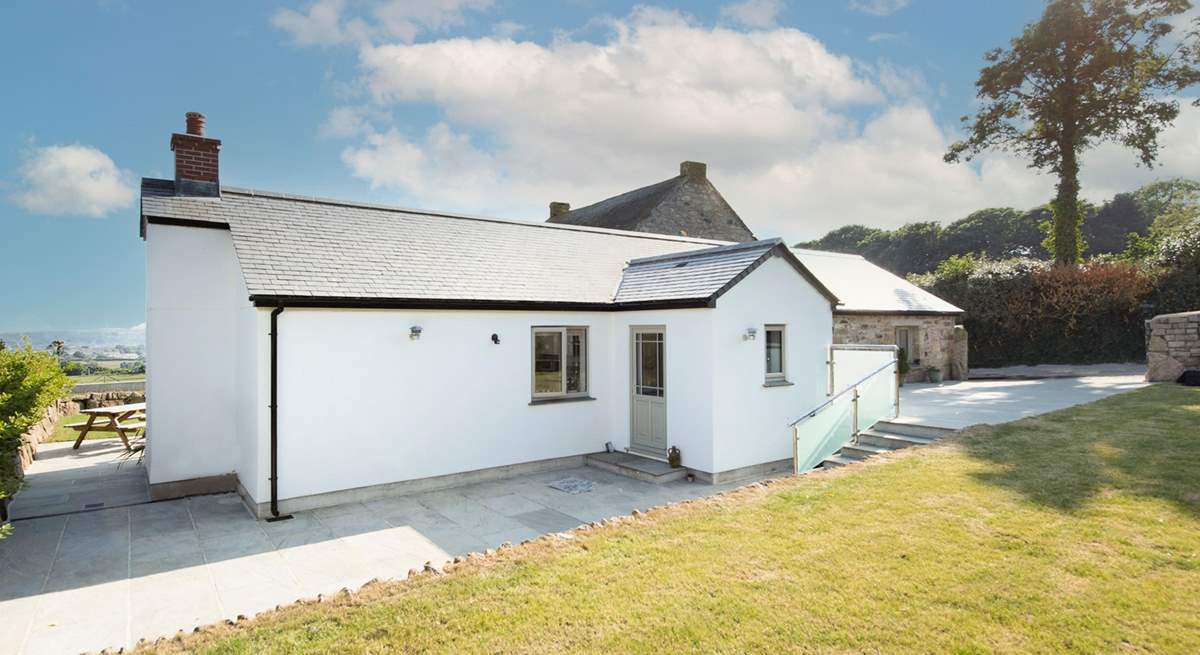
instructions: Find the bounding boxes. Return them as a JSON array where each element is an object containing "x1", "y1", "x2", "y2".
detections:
[{"x1": 584, "y1": 451, "x2": 690, "y2": 484}]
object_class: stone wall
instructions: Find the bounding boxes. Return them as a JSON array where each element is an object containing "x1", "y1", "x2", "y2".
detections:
[
  {"x1": 833, "y1": 313, "x2": 967, "y2": 382},
  {"x1": 1146, "y1": 310, "x2": 1200, "y2": 382},
  {"x1": 13, "y1": 398, "x2": 79, "y2": 473},
  {"x1": 72, "y1": 390, "x2": 146, "y2": 410}
]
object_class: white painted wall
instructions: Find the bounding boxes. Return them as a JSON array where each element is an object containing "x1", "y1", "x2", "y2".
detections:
[
  {"x1": 271, "y1": 309, "x2": 617, "y2": 501},
  {"x1": 265, "y1": 307, "x2": 728, "y2": 502},
  {"x1": 710, "y1": 255, "x2": 833, "y2": 473},
  {"x1": 606, "y1": 309, "x2": 715, "y2": 472},
  {"x1": 145, "y1": 224, "x2": 250, "y2": 486}
]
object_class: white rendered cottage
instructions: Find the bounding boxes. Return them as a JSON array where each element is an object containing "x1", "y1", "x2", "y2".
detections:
[{"x1": 141, "y1": 115, "x2": 844, "y2": 517}]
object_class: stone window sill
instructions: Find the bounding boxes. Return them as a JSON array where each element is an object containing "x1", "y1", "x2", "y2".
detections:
[
  {"x1": 529, "y1": 395, "x2": 596, "y2": 406},
  {"x1": 763, "y1": 379, "x2": 794, "y2": 388}
]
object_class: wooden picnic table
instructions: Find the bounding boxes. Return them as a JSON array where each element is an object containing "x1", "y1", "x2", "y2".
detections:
[{"x1": 69, "y1": 402, "x2": 146, "y2": 451}]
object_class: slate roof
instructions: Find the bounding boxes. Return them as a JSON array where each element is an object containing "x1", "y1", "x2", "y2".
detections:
[
  {"x1": 791, "y1": 248, "x2": 964, "y2": 315},
  {"x1": 139, "y1": 179, "x2": 831, "y2": 309},
  {"x1": 614, "y1": 240, "x2": 779, "y2": 303},
  {"x1": 547, "y1": 167, "x2": 756, "y2": 242}
]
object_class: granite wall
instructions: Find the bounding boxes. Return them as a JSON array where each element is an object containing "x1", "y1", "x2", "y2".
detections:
[
  {"x1": 1146, "y1": 310, "x2": 1200, "y2": 382},
  {"x1": 833, "y1": 313, "x2": 967, "y2": 382}
]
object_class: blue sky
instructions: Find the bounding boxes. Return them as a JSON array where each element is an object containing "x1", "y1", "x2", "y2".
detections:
[{"x1": 2, "y1": 0, "x2": 1197, "y2": 333}]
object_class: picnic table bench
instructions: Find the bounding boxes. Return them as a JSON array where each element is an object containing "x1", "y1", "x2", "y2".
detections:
[{"x1": 67, "y1": 402, "x2": 146, "y2": 451}]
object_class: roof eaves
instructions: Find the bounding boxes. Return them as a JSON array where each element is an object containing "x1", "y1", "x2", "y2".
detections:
[{"x1": 249, "y1": 294, "x2": 712, "y2": 312}]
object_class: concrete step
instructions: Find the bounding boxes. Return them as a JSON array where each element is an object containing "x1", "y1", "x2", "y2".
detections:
[
  {"x1": 855, "y1": 429, "x2": 936, "y2": 450},
  {"x1": 839, "y1": 442, "x2": 893, "y2": 459},
  {"x1": 874, "y1": 420, "x2": 956, "y2": 440},
  {"x1": 820, "y1": 454, "x2": 861, "y2": 469},
  {"x1": 585, "y1": 452, "x2": 689, "y2": 484}
]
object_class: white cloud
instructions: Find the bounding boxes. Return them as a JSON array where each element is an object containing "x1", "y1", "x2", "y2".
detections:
[
  {"x1": 302, "y1": 6, "x2": 1200, "y2": 241},
  {"x1": 719, "y1": 0, "x2": 783, "y2": 29},
  {"x1": 849, "y1": 0, "x2": 910, "y2": 17},
  {"x1": 1074, "y1": 99, "x2": 1200, "y2": 200},
  {"x1": 11, "y1": 144, "x2": 135, "y2": 218},
  {"x1": 130, "y1": 322, "x2": 146, "y2": 332},
  {"x1": 272, "y1": 0, "x2": 493, "y2": 46}
]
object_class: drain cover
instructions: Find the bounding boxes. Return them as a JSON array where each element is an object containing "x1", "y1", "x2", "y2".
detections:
[{"x1": 83, "y1": 502, "x2": 105, "y2": 509}]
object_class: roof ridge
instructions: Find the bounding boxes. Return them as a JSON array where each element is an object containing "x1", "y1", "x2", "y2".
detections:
[
  {"x1": 790, "y1": 247, "x2": 866, "y2": 260},
  {"x1": 140, "y1": 178, "x2": 728, "y2": 247},
  {"x1": 628, "y1": 238, "x2": 780, "y2": 265},
  {"x1": 556, "y1": 175, "x2": 684, "y2": 217}
]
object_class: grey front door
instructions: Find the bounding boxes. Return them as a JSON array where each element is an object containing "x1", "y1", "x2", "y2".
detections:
[{"x1": 631, "y1": 328, "x2": 667, "y2": 455}]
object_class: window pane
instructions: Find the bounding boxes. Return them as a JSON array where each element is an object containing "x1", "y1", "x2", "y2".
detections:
[
  {"x1": 636, "y1": 332, "x2": 664, "y2": 397},
  {"x1": 534, "y1": 331, "x2": 562, "y2": 394},
  {"x1": 766, "y1": 329, "x2": 783, "y2": 375},
  {"x1": 566, "y1": 329, "x2": 586, "y2": 393}
]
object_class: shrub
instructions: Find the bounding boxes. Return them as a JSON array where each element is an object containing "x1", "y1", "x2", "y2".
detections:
[
  {"x1": 1, "y1": 340, "x2": 72, "y2": 502},
  {"x1": 916, "y1": 259, "x2": 1157, "y2": 367}
]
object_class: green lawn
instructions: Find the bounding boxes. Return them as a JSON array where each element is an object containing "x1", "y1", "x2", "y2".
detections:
[
  {"x1": 146, "y1": 385, "x2": 1200, "y2": 654},
  {"x1": 46, "y1": 412, "x2": 95, "y2": 443}
]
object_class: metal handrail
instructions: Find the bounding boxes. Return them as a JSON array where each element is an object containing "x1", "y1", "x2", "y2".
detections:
[{"x1": 788, "y1": 358, "x2": 897, "y2": 428}]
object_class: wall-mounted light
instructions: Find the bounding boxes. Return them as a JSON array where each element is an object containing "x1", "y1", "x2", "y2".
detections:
[
  {"x1": 409, "y1": 325, "x2": 423, "y2": 340},
  {"x1": 491, "y1": 333, "x2": 501, "y2": 345},
  {"x1": 743, "y1": 327, "x2": 757, "y2": 341}
]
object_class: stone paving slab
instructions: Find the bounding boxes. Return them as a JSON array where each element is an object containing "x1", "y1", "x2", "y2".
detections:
[
  {"x1": 0, "y1": 465, "x2": 757, "y2": 655},
  {"x1": 7, "y1": 439, "x2": 148, "y2": 520},
  {"x1": 896, "y1": 374, "x2": 1149, "y2": 429}
]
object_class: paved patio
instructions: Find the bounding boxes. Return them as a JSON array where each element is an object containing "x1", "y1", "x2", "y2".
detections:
[
  {"x1": 6, "y1": 439, "x2": 148, "y2": 520},
  {"x1": 1, "y1": 464, "x2": 754, "y2": 655},
  {"x1": 896, "y1": 373, "x2": 1149, "y2": 429}
]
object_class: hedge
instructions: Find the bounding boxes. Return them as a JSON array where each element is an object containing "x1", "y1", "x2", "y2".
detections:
[
  {"x1": 912, "y1": 252, "x2": 1198, "y2": 368},
  {"x1": 1, "y1": 341, "x2": 72, "y2": 507}
]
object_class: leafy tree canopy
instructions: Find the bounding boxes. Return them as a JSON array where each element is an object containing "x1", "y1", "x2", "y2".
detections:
[{"x1": 946, "y1": 0, "x2": 1200, "y2": 264}]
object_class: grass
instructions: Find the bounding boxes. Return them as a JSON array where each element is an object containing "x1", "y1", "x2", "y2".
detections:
[
  {"x1": 143, "y1": 385, "x2": 1200, "y2": 654},
  {"x1": 69, "y1": 371, "x2": 145, "y2": 384},
  {"x1": 46, "y1": 412, "x2": 96, "y2": 443}
]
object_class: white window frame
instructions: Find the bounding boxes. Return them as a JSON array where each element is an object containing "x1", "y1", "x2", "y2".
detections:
[
  {"x1": 531, "y1": 326, "x2": 588, "y2": 399},
  {"x1": 764, "y1": 324, "x2": 786, "y2": 383}
]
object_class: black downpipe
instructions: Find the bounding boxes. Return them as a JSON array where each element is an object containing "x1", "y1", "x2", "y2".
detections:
[{"x1": 267, "y1": 306, "x2": 292, "y2": 522}]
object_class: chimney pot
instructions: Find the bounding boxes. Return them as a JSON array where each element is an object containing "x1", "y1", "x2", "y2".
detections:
[
  {"x1": 185, "y1": 112, "x2": 206, "y2": 136},
  {"x1": 680, "y1": 161, "x2": 707, "y2": 179},
  {"x1": 549, "y1": 201, "x2": 570, "y2": 218}
]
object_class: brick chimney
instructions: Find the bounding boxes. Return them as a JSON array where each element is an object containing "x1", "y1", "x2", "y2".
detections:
[
  {"x1": 549, "y1": 201, "x2": 570, "y2": 218},
  {"x1": 680, "y1": 161, "x2": 706, "y2": 180},
  {"x1": 170, "y1": 112, "x2": 221, "y2": 197}
]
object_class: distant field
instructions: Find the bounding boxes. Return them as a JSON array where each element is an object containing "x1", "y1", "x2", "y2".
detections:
[{"x1": 69, "y1": 371, "x2": 145, "y2": 384}]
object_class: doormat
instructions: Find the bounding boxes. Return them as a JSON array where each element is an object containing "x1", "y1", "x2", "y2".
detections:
[{"x1": 547, "y1": 477, "x2": 594, "y2": 494}]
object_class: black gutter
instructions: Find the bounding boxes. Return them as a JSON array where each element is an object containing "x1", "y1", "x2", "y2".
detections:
[
  {"x1": 143, "y1": 216, "x2": 231, "y2": 231},
  {"x1": 248, "y1": 295, "x2": 714, "y2": 312},
  {"x1": 267, "y1": 306, "x2": 292, "y2": 522}
]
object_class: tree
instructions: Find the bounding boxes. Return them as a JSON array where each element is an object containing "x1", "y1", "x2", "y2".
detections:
[
  {"x1": 794, "y1": 224, "x2": 883, "y2": 253},
  {"x1": 946, "y1": 0, "x2": 1200, "y2": 265},
  {"x1": 46, "y1": 340, "x2": 65, "y2": 358},
  {"x1": 1134, "y1": 177, "x2": 1200, "y2": 237}
]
